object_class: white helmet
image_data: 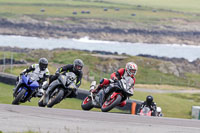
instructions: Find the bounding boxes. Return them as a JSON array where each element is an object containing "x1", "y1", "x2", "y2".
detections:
[
  {"x1": 157, "y1": 107, "x2": 162, "y2": 113},
  {"x1": 125, "y1": 62, "x2": 138, "y2": 77}
]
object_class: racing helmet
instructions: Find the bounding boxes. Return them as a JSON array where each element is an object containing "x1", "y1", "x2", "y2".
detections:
[
  {"x1": 73, "y1": 59, "x2": 84, "y2": 72},
  {"x1": 146, "y1": 95, "x2": 153, "y2": 105},
  {"x1": 125, "y1": 62, "x2": 138, "y2": 77},
  {"x1": 39, "y1": 58, "x2": 48, "y2": 71}
]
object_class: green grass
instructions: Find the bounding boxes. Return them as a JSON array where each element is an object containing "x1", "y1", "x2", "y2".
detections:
[
  {"x1": 0, "y1": 83, "x2": 14, "y2": 104},
  {"x1": 136, "y1": 66, "x2": 195, "y2": 87},
  {"x1": 1, "y1": 0, "x2": 200, "y2": 13},
  {"x1": 1, "y1": 82, "x2": 199, "y2": 118},
  {"x1": 0, "y1": 0, "x2": 199, "y2": 25},
  {"x1": 103, "y1": 0, "x2": 200, "y2": 13}
]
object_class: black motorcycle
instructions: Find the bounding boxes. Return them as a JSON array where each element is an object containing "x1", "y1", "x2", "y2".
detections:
[{"x1": 38, "y1": 72, "x2": 77, "y2": 108}]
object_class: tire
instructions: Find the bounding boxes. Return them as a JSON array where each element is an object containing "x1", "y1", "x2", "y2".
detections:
[
  {"x1": 101, "y1": 94, "x2": 122, "y2": 112},
  {"x1": 12, "y1": 88, "x2": 26, "y2": 105},
  {"x1": 47, "y1": 89, "x2": 64, "y2": 108},
  {"x1": 81, "y1": 96, "x2": 93, "y2": 111},
  {"x1": 38, "y1": 95, "x2": 45, "y2": 107}
]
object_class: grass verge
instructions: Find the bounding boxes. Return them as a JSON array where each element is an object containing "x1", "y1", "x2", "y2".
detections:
[{"x1": 1, "y1": 82, "x2": 200, "y2": 118}]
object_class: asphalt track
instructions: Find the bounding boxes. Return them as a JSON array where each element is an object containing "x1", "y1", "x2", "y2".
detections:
[{"x1": 0, "y1": 104, "x2": 200, "y2": 133}]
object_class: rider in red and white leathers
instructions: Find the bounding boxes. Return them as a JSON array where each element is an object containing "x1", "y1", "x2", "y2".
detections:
[{"x1": 91, "y1": 62, "x2": 138, "y2": 106}]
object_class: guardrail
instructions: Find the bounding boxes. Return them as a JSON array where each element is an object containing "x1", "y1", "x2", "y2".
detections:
[{"x1": 0, "y1": 72, "x2": 142, "y2": 114}]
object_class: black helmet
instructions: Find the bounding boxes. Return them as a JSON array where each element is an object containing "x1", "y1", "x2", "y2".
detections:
[
  {"x1": 73, "y1": 59, "x2": 84, "y2": 72},
  {"x1": 39, "y1": 58, "x2": 48, "y2": 71},
  {"x1": 146, "y1": 95, "x2": 153, "y2": 105}
]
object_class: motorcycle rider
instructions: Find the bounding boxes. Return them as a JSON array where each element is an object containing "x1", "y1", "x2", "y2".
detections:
[
  {"x1": 91, "y1": 62, "x2": 137, "y2": 106},
  {"x1": 45, "y1": 59, "x2": 84, "y2": 99},
  {"x1": 13, "y1": 58, "x2": 50, "y2": 97},
  {"x1": 138, "y1": 95, "x2": 157, "y2": 116}
]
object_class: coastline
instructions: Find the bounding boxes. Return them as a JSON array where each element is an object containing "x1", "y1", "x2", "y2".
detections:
[
  {"x1": 0, "y1": 35, "x2": 200, "y2": 61},
  {"x1": 0, "y1": 17, "x2": 200, "y2": 46}
]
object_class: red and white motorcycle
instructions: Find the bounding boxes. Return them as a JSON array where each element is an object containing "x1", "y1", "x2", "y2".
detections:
[
  {"x1": 139, "y1": 106, "x2": 152, "y2": 116},
  {"x1": 81, "y1": 76, "x2": 134, "y2": 112},
  {"x1": 138, "y1": 106, "x2": 163, "y2": 117}
]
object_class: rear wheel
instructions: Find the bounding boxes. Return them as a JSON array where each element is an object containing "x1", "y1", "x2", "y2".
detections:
[
  {"x1": 81, "y1": 96, "x2": 93, "y2": 110},
  {"x1": 101, "y1": 94, "x2": 122, "y2": 112},
  {"x1": 47, "y1": 89, "x2": 64, "y2": 108},
  {"x1": 12, "y1": 88, "x2": 26, "y2": 105}
]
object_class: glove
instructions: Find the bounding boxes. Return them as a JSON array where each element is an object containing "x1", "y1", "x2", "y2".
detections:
[
  {"x1": 20, "y1": 72, "x2": 25, "y2": 76},
  {"x1": 74, "y1": 85, "x2": 78, "y2": 91},
  {"x1": 112, "y1": 77, "x2": 118, "y2": 82},
  {"x1": 90, "y1": 89, "x2": 97, "y2": 93},
  {"x1": 55, "y1": 72, "x2": 60, "y2": 77}
]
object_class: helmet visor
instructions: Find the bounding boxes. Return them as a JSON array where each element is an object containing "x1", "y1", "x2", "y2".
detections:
[
  {"x1": 75, "y1": 65, "x2": 82, "y2": 71},
  {"x1": 129, "y1": 69, "x2": 136, "y2": 75},
  {"x1": 40, "y1": 64, "x2": 48, "y2": 70}
]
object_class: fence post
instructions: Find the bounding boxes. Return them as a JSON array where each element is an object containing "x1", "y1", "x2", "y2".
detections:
[
  {"x1": 3, "y1": 53, "x2": 5, "y2": 72},
  {"x1": 10, "y1": 53, "x2": 13, "y2": 73}
]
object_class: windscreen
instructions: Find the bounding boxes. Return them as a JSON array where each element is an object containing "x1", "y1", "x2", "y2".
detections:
[
  {"x1": 28, "y1": 73, "x2": 40, "y2": 81},
  {"x1": 123, "y1": 77, "x2": 134, "y2": 94}
]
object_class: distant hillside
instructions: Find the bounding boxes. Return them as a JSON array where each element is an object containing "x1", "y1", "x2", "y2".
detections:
[
  {"x1": 0, "y1": 47, "x2": 200, "y2": 88},
  {"x1": 0, "y1": 0, "x2": 200, "y2": 45}
]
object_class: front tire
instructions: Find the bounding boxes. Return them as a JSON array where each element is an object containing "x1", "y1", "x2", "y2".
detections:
[
  {"x1": 12, "y1": 88, "x2": 26, "y2": 105},
  {"x1": 101, "y1": 94, "x2": 122, "y2": 112},
  {"x1": 81, "y1": 96, "x2": 93, "y2": 111},
  {"x1": 47, "y1": 89, "x2": 64, "y2": 108}
]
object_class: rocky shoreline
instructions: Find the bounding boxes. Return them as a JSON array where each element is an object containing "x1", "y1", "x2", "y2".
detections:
[{"x1": 0, "y1": 17, "x2": 200, "y2": 45}]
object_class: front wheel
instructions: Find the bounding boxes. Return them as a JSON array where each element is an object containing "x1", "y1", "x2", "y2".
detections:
[
  {"x1": 47, "y1": 89, "x2": 64, "y2": 108},
  {"x1": 12, "y1": 88, "x2": 26, "y2": 105},
  {"x1": 81, "y1": 96, "x2": 93, "y2": 111},
  {"x1": 101, "y1": 94, "x2": 122, "y2": 112}
]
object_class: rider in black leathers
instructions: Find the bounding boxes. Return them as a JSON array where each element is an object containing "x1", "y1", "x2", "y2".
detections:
[
  {"x1": 46, "y1": 59, "x2": 84, "y2": 98},
  {"x1": 138, "y1": 95, "x2": 157, "y2": 116}
]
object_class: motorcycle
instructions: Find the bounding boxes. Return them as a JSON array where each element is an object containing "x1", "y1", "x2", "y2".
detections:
[
  {"x1": 12, "y1": 73, "x2": 40, "y2": 105},
  {"x1": 38, "y1": 72, "x2": 77, "y2": 108},
  {"x1": 81, "y1": 76, "x2": 134, "y2": 112},
  {"x1": 138, "y1": 106, "x2": 152, "y2": 116}
]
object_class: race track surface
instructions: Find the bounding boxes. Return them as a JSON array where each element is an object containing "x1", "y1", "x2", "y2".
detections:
[{"x1": 0, "y1": 104, "x2": 200, "y2": 133}]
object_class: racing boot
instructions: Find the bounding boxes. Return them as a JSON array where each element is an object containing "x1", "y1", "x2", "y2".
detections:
[
  {"x1": 43, "y1": 91, "x2": 49, "y2": 105},
  {"x1": 97, "y1": 90, "x2": 105, "y2": 107},
  {"x1": 99, "y1": 85, "x2": 116, "y2": 106}
]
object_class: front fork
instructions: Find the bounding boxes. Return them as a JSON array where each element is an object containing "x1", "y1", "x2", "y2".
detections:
[{"x1": 13, "y1": 81, "x2": 23, "y2": 96}]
